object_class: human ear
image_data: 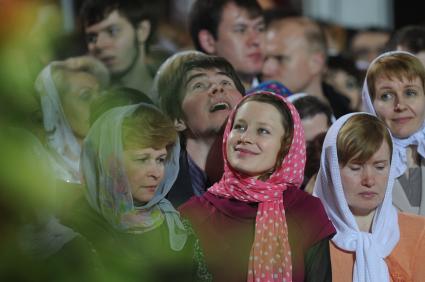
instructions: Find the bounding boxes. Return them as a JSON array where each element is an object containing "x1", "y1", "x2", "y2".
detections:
[
  {"x1": 198, "y1": 29, "x2": 217, "y2": 54},
  {"x1": 174, "y1": 118, "x2": 187, "y2": 132},
  {"x1": 309, "y1": 51, "x2": 326, "y2": 75},
  {"x1": 136, "y1": 20, "x2": 151, "y2": 45}
]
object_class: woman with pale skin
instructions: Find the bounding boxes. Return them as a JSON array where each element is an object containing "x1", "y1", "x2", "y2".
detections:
[
  {"x1": 62, "y1": 104, "x2": 211, "y2": 281},
  {"x1": 362, "y1": 51, "x2": 425, "y2": 215},
  {"x1": 180, "y1": 92, "x2": 335, "y2": 282},
  {"x1": 314, "y1": 113, "x2": 425, "y2": 282},
  {"x1": 35, "y1": 56, "x2": 109, "y2": 184}
]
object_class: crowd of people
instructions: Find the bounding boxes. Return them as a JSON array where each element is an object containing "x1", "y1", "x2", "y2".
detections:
[{"x1": 2, "y1": 0, "x2": 425, "y2": 281}]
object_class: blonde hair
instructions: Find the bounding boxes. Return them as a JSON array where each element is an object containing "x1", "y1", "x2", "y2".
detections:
[
  {"x1": 52, "y1": 56, "x2": 110, "y2": 94},
  {"x1": 337, "y1": 114, "x2": 392, "y2": 167},
  {"x1": 122, "y1": 106, "x2": 177, "y2": 154}
]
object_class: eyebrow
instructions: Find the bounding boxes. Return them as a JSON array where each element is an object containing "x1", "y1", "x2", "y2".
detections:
[
  {"x1": 184, "y1": 71, "x2": 232, "y2": 87},
  {"x1": 86, "y1": 23, "x2": 119, "y2": 34},
  {"x1": 185, "y1": 73, "x2": 207, "y2": 87}
]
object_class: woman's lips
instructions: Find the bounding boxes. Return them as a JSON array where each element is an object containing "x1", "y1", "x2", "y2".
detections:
[
  {"x1": 358, "y1": 191, "x2": 378, "y2": 199},
  {"x1": 234, "y1": 147, "x2": 258, "y2": 157},
  {"x1": 392, "y1": 117, "x2": 412, "y2": 125}
]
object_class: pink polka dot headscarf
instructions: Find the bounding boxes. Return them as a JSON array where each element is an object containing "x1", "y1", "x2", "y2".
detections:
[{"x1": 209, "y1": 91, "x2": 306, "y2": 282}]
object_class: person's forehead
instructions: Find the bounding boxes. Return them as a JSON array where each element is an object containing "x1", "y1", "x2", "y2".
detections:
[
  {"x1": 220, "y1": 2, "x2": 263, "y2": 25},
  {"x1": 185, "y1": 68, "x2": 231, "y2": 81},
  {"x1": 267, "y1": 24, "x2": 308, "y2": 52},
  {"x1": 85, "y1": 10, "x2": 133, "y2": 33}
]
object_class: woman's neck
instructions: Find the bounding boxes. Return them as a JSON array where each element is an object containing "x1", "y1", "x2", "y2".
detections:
[{"x1": 354, "y1": 210, "x2": 376, "y2": 232}]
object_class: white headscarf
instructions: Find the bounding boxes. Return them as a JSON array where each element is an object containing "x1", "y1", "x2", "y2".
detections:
[
  {"x1": 313, "y1": 112, "x2": 400, "y2": 282},
  {"x1": 81, "y1": 103, "x2": 187, "y2": 251},
  {"x1": 35, "y1": 63, "x2": 81, "y2": 183},
  {"x1": 361, "y1": 50, "x2": 425, "y2": 177}
]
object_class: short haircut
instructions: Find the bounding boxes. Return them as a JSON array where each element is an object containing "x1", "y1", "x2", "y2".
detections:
[
  {"x1": 337, "y1": 114, "x2": 392, "y2": 167},
  {"x1": 90, "y1": 87, "x2": 153, "y2": 126},
  {"x1": 292, "y1": 95, "x2": 333, "y2": 126},
  {"x1": 156, "y1": 51, "x2": 245, "y2": 121},
  {"x1": 80, "y1": 0, "x2": 158, "y2": 47},
  {"x1": 366, "y1": 52, "x2": 425, "y2": 100},
  {"x1": 237, "y1": 93, "x2": 293, "y2": 175},
  {"x1": 268, "y1": 16, "x2": 327, "y2": 55},
  {"x1": 386, "y1": 25, "x2": 425, "y2": 54},
  {"x1": 122, "y1": 105, "x2": 177, "y2": 154},
  {"x1": 189, "y1": 0, "x2": 263, "y2": 52}
]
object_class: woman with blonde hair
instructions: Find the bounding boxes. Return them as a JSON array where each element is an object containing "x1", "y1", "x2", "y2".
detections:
[
  {"x1": 362, "y1": 51, "x2": 425, "y2": 215},
  {"x1": 314, "y1": 113, "x2": 425, "y2": 281}
]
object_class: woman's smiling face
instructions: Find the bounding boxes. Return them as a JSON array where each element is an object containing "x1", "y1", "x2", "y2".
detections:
[
  {"x1": 373, "y1": 75, "x2": 425, "y2": 138},
  {"x1": 226, "y1": 101, "x2": 285, "y2": 178}
]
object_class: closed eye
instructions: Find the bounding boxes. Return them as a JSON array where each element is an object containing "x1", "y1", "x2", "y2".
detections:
[{"x1": 348, "y1": 165, "x2": 361, "y2": 171}]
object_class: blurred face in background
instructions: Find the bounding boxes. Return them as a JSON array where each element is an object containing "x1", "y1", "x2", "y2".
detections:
[
  {"x1": 263, "y1": 21, "x2": 315, "y2": 93},
  {"x1": 325, "y1": 69, "x2": 361, "y2": 111},
  {"x1": 351, "y1": 31, "x2": 390, "y2": 70},
  {"x1": 207, "y1": 2, "x2": 265, "y2": 78},
  {"x1": 60, "y1": 71, "x2": 101, "y2": 140},
  {"x1": 85, "y1": 11, "x2": 139, "y2": 78}
]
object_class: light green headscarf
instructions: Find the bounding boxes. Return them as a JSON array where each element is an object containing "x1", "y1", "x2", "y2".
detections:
[{"x1": 81, "y1": 103, "x2": 187, "y2": 251}]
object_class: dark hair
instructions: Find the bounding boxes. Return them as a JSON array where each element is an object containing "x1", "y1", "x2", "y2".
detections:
[
  {"x1": 90, "y1": 87, "x2": 153, "y2": 126},
  {"x1": 304, "y1": 131, "x2": 326, "y2": 188},
  {"x1": 263, "y1": 7, "x2": 300, "y2": 27},
  {"x1": 157, "y1": 52, "x2": 245, "y2": 121},
  {"x1": 337, "y1": 114, "x2": 392, "y2": 167},
  {"x1": 292, "y1": 95, "x2": 333, "y2": 126},
  {"x1": 386, "y1": 25, "x2": 425, "y2": 53},
  {"x1": 189, "y1": 0, "x2": 263, "y2": 52},
  {"x1": 327, "y1": 55, "x2": 362, "y2": 84},
  {"x1": 80, "y1": 0, "x2": 158, "y2": 47},
  {"x1": 237, "y1": 93, "x2": 294, "y2": 176}
]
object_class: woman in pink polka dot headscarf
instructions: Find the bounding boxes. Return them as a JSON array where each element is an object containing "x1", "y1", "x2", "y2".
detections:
[{"x1": 180, "y1": 91, "x2": 336, "y2": 282}]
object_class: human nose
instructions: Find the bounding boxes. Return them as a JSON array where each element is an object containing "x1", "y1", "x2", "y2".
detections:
[
  {"x1": 247, "y1": 28, "x2": 263, "y2": 47},
  {"x1": 361, "y1": 167, "x2": 375, "y2": 187},
  {"x1": 93, "y1": 33, "x2": 112, "y2": 52},
  {"x1": 239, "y1": 129, "x2": 254, "y2": 144},
  {"x1": 146, "y1": 163, "x2": 164, "y2": 180},
  {"x1": 210, "y1": 82, "x2": 225, "y2": 96},
  {"x1": 394, "y1": 95, "x2": 407, "y2": 112}
]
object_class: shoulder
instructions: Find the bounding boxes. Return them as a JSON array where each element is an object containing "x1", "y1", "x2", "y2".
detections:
[
  {"x1": 283, "y1": 188, "x2": 327, "y2": 215},
  {"x1": 179, "y1": 195, "x2": 215, "y2": 226},
  {"x1": 284, "y1": 188, "x2": 336, "y2": 243},
  {"x1": 398, "y1": 212, "x2": 425, "y2": 241}
]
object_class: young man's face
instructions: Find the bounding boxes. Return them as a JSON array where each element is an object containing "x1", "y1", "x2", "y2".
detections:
[
  {"x1": 179, "y1": 68, "x2": 243, "y2": 137},
  {"x1": 211, "y1": 2, "x2": 265, "y2": 78},
  {"x1": 85, "y1": 10, "x2": 138, "y2": 78}
]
